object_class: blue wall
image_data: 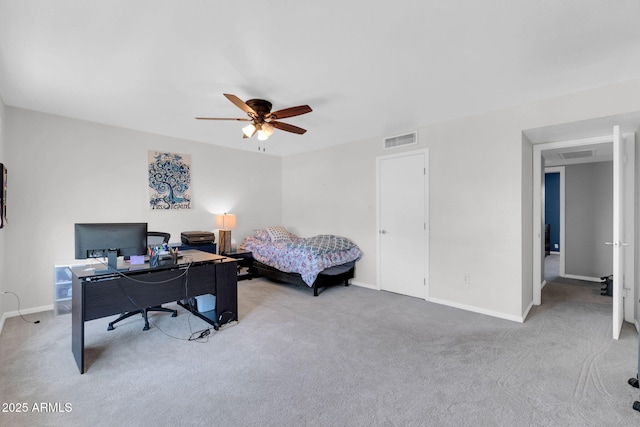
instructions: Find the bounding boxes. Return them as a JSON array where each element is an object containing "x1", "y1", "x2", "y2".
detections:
[{"x1": 545, "y1": 172, "x2": 560, "y2": 251}]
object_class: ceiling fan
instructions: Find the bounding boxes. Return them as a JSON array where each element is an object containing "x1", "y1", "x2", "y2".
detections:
[{"x1": 196, "y1": 93, "x2": 312, "y2": 142}]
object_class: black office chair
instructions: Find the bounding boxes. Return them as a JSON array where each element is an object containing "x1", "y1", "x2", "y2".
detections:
[{"x1": 107, "y1": 231, "x2": 178, "y2": 331}]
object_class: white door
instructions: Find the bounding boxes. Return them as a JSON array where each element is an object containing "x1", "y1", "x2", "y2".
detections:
[
  {"x1": 611, "y1": 125, "x2": 633, "y2": 339},
  {"x1": 377, "y1": 150, "x2": 428, "y2": 299}
]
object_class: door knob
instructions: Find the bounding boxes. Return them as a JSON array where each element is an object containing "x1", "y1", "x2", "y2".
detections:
[
  {"x1": 380, "y1": 229, "x2": 387, "y2": 234},
  {"x1": 605, "y1": 241, "x2": 629, "y2": 247}
]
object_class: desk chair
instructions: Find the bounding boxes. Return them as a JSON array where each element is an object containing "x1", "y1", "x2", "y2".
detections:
[{"x1": 107, "y1": 231, "x2": 178, "y2": 331}]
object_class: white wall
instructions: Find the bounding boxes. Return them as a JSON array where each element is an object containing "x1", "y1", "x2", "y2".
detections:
[
  {"x1": 282, "y1": 139, "x2": 378, "y2": 287},
  {"x1": 283, "y1": 113, "x2": 525, "y2": 319},
  {"x1": 3, "y1": 107, "x2": 282, "y2": 312},
  {"x1": 565, "y1": 162, "x2": 613, "y2": 278},
  {"x1": 283, "y1": 78, "x2": 640, "y2": 321},
  {"x1": 5, "y1": 79, "x2": 640, "y2": 323},
  {"x1": 0, "y1": 94, "x2": 6, "y2": 325},
  {"x1": 636, "y1": 130, "x2": 640, "y2": 326}
]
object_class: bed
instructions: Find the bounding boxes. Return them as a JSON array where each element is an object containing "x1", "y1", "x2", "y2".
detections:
[{"x1": 241, "y1": 226, "x2": 361, "y2": 296}]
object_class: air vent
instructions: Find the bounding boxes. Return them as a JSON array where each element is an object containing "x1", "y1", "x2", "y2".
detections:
[
  {"x1": 384, "y1": 131, "x2": 417, "y2": 149},
  {"x1": 559, "y1": 150, "x2": 595, "y2": 160}
]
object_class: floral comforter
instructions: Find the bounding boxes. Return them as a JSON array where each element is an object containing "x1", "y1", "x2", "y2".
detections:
[{"x1": 241, "y1": 234, "x2": 361, "y2": 286}]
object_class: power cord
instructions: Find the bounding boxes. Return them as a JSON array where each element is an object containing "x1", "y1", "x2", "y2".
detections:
[
  {"x1": 148, "y1": 319, "x2": 214, "y2": 342},
  {"x1": 146, "y1": 309, "x2": 216, "y2": 343},
  {"x1": 81, "y1": 260, "x2": 217, "y2": 342},
  {"x1": 87, "y1": 257, "x2": 193, "y2": 284},
  {"x1": 0, "y1": 291, "x2": 41, "y2": 324},
  {"x1": 185, "y1": 309, "x2": 215, "y2": 342},
  {"x1": 188, "y1": 328, "x2": 212, "y2": 342}
]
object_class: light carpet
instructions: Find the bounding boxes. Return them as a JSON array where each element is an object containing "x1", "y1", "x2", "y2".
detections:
[{"x1": 1, "y1": 276, "x2": 639, "y2": 426}]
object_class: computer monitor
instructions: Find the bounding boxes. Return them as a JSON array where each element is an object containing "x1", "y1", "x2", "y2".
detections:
[{"x1": 74, "y1": 223, "x2": 148, "y2": 270}]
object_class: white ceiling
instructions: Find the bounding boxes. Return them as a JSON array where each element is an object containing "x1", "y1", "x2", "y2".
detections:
[{"x1": 2, "y1": 1, "x2": 640, "y2": 156}]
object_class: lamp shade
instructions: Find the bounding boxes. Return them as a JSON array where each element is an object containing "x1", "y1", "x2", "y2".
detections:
[
  {"x1": 215, "y1": 213, "x2": 236, "y2": 230},
  {"x1": 262, "y1": 123, "x2": 274, "y2": 136},
  {"x1": 257, "y1": 130, "x2": 269, "y2": 141},
  {"x1": 242, "y1": 124, "x2": 256, "y2": 138}
]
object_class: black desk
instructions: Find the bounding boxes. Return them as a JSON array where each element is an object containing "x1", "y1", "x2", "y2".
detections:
[
  {"x1": 71, "y1": 250, "x2": 237, "y2": 374},
  {"x1": 172, "y1": 242, "x2": 217, "y2": 254},
  {"x1": 221, "y1": 249, "x2": 253, "y2": 281}
]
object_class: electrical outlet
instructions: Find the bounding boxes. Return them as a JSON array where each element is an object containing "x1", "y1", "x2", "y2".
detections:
[{"x1": 554, "y1": 244, "x2": 559, "y2": 249}]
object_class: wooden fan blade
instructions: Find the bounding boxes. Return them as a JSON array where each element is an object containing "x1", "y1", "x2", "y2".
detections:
[
  {"x1": 195, "y1": 117, "x2": 251, "y2": 121},
  {"x1": 271, "y1": 120, "x2": 307, "y2": 135},
  {"x1": 224, "y1": 93, "x2": 256, "y2": 115},
  {"x1": 267, "y1": 105, "x2": 312, "y2": 120}
]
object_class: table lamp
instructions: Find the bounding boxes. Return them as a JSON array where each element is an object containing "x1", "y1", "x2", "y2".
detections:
[{"x1": 215, "y1": 213, "x2": 236, "y2": 254}]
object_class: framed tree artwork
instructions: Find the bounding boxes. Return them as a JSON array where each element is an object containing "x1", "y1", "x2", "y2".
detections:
[
  {"x1": 0, "y1": 163, "x2": 6, "y2": 228},
  {"x1": 148, "y1": 151, "x2": 192, "y2": 210}
]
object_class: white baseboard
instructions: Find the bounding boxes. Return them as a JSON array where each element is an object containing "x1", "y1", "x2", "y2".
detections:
[
  {"x1": 350, "y1": 282, "x2": 525, "y2": 322},
  {"x1": 0, "y1": 304, "x2": 53, "y2": 335},
  {"x1": 350, "y1": 280, "x2": 376, "y2": 290},
  {"x1": 522, "y1": 300, "x2": 535, "y2": 321},
  {"x1": 562, "y1": 273, "x2": 601, "y2": 283},
  {"x1": 427, "y1": 296, "x2": 525, "y2": 323}
]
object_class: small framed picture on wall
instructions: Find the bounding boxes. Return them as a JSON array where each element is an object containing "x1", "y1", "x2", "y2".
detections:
[{"x1": 0, "y1": 163, "x2": 6, "y2": 228}]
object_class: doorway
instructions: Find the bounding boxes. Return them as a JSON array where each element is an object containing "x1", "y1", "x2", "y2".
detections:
[
  {"x1": 544, "y1": 166, "x2": 564, "y2": 284},
  {"x1": 376, "y1": 149, "x2": 429, "y2": 299},
  {"x1": 532, "y1": 131, "x2": 636, "y2": 339}
]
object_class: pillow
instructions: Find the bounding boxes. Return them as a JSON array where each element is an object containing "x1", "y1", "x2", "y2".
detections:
[
  {"x1": 253, "y1": 229, "x2": 271, "y2": 241},
  {"x1": 265, "y1": 226, "x2": 293, "y2": 242}
]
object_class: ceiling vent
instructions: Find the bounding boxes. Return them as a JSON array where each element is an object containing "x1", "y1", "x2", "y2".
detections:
[
  {"x1": 384, "y1": 131, "x2": 417, "y2": 149},
  {"x1": 559, "y1": 150, "x2": 595, "y2": 160}
]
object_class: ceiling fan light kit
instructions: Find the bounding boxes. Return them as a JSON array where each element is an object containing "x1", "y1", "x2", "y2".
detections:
[
  {"x1": 196, "y1": 93, "x2": 312, "y2": 150},
  {"x1": 242, "y1": 123, "x2": 256, "y2": 138}
]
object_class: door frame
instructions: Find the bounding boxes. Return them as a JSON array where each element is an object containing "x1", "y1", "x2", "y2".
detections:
[
  {"x1": 533, "y1": 132, "x2": 636, "y2": 338},
  {"x1": 376, "y1": 148, "x2": 429, "y2": 299},
  {"x1": 534, "y1": 134, "x2": 611, "y2": 304}
]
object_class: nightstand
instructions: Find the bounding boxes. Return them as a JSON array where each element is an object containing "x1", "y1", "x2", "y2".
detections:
[{"x1": 221, "y1": 249, "x2": 253, "y2": 281}]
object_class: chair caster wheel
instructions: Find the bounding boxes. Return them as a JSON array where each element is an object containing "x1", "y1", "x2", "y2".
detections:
[
  {"x1": 107, "y1": 324, "x2": 115, "y2": 331},
  {"x1": 629, "y1": 377, "x2": 639, "y2": 388},
  {"x1": 633, "y1": 401, "x2": 640, "y2": 412},
  {"x1": 171, "y1": 311, "x2": 177, "y2": 317}
]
